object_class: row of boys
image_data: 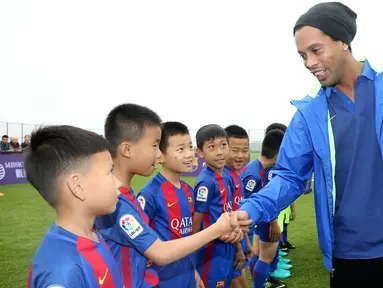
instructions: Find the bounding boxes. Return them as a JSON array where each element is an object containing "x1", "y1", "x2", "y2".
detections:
[{"x1": 26, "y1": 103, "x2": 294, "y2": 288}]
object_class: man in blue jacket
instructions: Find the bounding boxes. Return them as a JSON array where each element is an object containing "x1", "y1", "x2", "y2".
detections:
[{"x1": 234, "y1": 2, "x2": 383, "y2": 287}]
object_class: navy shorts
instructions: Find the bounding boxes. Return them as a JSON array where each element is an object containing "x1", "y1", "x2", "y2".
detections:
[{"x1": 255, "y1": 223, "x2": 279, "y2": 243}]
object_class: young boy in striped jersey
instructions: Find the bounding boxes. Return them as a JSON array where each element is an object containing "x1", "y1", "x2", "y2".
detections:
[
  {"x1": 27, "y1": 126, "x2": 124, "y2": 288},
  {"x1": 138, "y1": 121, "x2": 204, "y2": 288},
  {"x1": 192, "y1": 124, "x2": 238, "y2": 288},
  {"x1": 224, "y1": 125, "x2": 253, "y2": 288}
]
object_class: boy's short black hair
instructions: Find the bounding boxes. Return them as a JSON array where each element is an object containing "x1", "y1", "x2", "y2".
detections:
[
  {"x1": 261, "y1": 129, "x2": 285, "y2": 159},
  {"x1": 265, "y1": 123, "x2": 287, "y2": 134},
  {"x1": 159, "y1": 121, "x2": 189, "y2": 153},
  {"x1": 224, "y1": 125, "x2": 249, "y2": 139},
  {"x1": 2, "y1": 135, "x2": 8, "y2": 139},
  {"x1": 196, "y1": 124, "x2": 228, "y2": 150},
  {"x1": 24, "y1": 125, "x2": 112, "y2": 208},
  {"x1": 104, "y1": 103, "x2": 162, "y2": 157}
]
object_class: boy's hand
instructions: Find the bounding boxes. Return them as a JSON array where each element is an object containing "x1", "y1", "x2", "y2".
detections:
[
  {"x1": 216, "y1": 212, "x2": 243, "y2": 243},
  {"x1": 195, "y1": 270, "x2": 205, "y2": 288},
  {"x1": 219, "y1": 211, "x2": 252, "y2": 243},
  {"x1": 234, "y1": 247, "x2": 246, "y2": 271},
  {"x1": 269, "y1": 219, "x2": 281, "y2": 242},
  {"x1": 246, "y1": 241, "x2": 255, "y2": 260}
]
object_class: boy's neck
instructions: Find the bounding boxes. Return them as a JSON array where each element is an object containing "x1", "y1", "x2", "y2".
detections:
[
  {"x1": 160, "y1": 166, "x2": 181, "y2": 188},
  {"x1": 258, "y1": 155, "x2": 275, "y2": 169},
  {"x1": 113, "y1": 157, "x2": 134, "y2": 188},
  {"x1": 55, "y1": 208, "x2": 97, "y2": 241},
  {"x1": 206, "y1": 164, "x2": 223, "y2": 175},
  {"x1": 226, "y1": 164, "x2": 238, "y2": 175}
]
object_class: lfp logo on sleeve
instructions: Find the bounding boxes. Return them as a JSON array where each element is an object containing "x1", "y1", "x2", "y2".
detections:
[
  {"x1": 196, "y1": 186, "x2": 208, "y2": 202},
  {"x1": 245, "y1": 179, "x2": 256, "y2": 192},
  {"x1": 119, "y1": 214, "x2": 143, "y2": 239}
]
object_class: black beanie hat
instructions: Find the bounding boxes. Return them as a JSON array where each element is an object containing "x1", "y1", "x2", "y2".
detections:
[{"x1": 293, "y1": 2, "x2": 357, "y2": 45}]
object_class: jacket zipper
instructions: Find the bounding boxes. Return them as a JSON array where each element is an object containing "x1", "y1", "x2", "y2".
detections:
[{"x1": 319, "y1": 156, "x2": 335, "y2": 276}]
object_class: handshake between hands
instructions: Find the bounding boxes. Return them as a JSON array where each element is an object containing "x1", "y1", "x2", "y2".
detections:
[{"x1": 215, "y1": 211, "x2": 252, "y2": 244}]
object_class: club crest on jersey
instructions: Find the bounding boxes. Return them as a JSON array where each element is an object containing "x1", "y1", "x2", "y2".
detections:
[
  {"x1": 137, "y1": 195, "x2": 146, "y2": 210},
  {"x1": 216, "y1": 280, "x2": 225, "y2": 287},
  {"x1": 190, "y1": 156, "x2": 199, "y2": 172},
  {"x1": 245, "y1": 179, "x2": 256, "y2": 191},
  {"x1": 196, "y1": 186, "x2": 208, "y2": 202},
  {"x1": 119, "y1": 214, "x2": 143, "y2": 239},
  {"x1": 187, "y1": 196, "x2": 193, "y2": 206}
]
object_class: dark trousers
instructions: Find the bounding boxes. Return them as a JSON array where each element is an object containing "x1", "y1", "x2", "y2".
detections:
[{"x1": 330, "y1": 257, "x2": 383, "y2": 287}]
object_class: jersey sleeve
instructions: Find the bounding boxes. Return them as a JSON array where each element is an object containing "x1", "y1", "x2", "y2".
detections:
[
  {"x1": 242, "y1": 173, "x2": 262, "y2": 199},
  {"x1": 193, "y1": 178, "x2": 216, "y2": 213},
  {"x1": 137, "y1": 185, "x2": 158, "y2": 223},
  {"x1": 29, "y1": 265, "x2": 87, "y2": 288},
  {"x1": 95, "y1": 200, "x2": 159, "y2": 254}
]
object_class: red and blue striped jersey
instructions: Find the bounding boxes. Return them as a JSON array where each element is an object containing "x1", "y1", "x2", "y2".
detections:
[
  {"x1": 241, "y1": 159, "x2": 267, "y2": 243},
  {"x1": 119, "y1": 187, "x2": 160, "y2": 288},
  {"x1": 241, "y1": 159, "x2": 265, "y2": 198},
  {"x1": 138, "y1": 172, "x2": 196, "y2": 287},
  {"x1": 193, "y1": 166, "x2": 236, "y2": 286},
  {"x1": 264, "y1": 166, "x2": 275, "y2": 185},
  {"x1": 224, "y1": 166, "x2": 245, "y2": 212},
  {"x1": 224, "y1": 165, "x2": 248, "y2": 255},
  {"x1": 94, "y1": 186, "x2": 159, "y2": 288},
  {"x1": 28, "y1": 223, "x2": 123, "y2": 288}
]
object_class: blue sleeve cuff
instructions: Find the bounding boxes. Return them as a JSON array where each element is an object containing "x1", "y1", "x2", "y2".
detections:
[{"x1": 239, "y1": 201, "x2": 260, "y2": 225}]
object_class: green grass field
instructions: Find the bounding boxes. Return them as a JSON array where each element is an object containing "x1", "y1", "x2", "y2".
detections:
[{"x1": 0, "y1": 156, "x2": 329, "y2": 287}]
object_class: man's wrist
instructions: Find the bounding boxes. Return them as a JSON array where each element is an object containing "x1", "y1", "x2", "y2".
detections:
[{"x1": 239, "y1": 204, "x2": 258, "y2": 224}]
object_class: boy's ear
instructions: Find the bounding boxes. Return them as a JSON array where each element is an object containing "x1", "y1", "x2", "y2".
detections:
[
  {"x1": 272, "y1": 153, "x2": 279, "y2": 163},
  {"x1": 196, "y1": 147, "x2": 204, "y2": 159},
  {"x1": 156, "y1": 151, "x2": 165, "y2": 164},
  {"x1": 67, "y1": 174, "x2": 86, "y2": 201},
  {"x1": 119, "y1": 142, "x2": 132, "y2": 158}
]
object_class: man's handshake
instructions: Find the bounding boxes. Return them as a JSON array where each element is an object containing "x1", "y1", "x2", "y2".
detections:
[{"x1": 213, "y1": 210, "x2": 252, "y2": 243}]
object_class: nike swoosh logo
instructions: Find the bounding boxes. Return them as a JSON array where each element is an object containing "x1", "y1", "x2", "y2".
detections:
[
  {"x1": 330, "y1": 115, "x2": 336, "y2": 121},
  {"x1": 167, "y1": 201, "x2": 178, "y2": 207},
  {"x1": 220, "y1": 189, "x2": 225, "y2": 194},
  {"x1": 99, "y1": 268, "x2": 108, "y2": 285},
  {"x1": 235, "y1": 184, "x2": 240, "y2": 188}
]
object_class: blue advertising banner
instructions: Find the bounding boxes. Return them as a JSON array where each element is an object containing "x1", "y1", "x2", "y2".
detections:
[{"x1": 0, "y1": 153, "x2": 28, "y2": 185}]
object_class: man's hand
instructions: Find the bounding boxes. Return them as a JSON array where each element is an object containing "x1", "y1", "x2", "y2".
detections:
[
  {"x1": 269, "y1": 219, "x2": 281, "y2": 242},
  {"x1": 216, "y1": 212, "x2": 242, "y2": 243},
  {"x1": 217, "y1": 211, "x2": 252, "y2": 243},
  {"x1": 195, "y1": 270, "x2": 205, "y2": 288},
  {"x1": 231, "y1": 210, "x2": 252, "y2": 233},
  {"x1": 218, "y1": 211, "x2": 253, "y2": 243}
]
